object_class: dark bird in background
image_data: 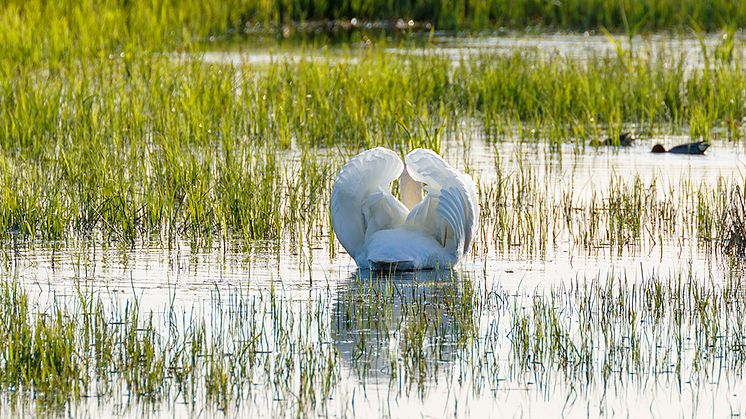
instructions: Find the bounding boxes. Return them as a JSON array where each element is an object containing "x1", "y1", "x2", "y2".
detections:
[
  {"x1": 590, "y1": 131, "x2": 636, "y2": 147},
  {"x1": 651, "y1": 141, "x2": 710, "y2": 155}
]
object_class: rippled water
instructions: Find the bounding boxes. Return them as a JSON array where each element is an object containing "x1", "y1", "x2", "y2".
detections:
[
  {"x1": 3, "y1": 135, "x2": 746, "y2": 416},
  {"x1": 195, "y1": 32, "x2": 742, "y2": 70},
  {"x1": 9, "y1": 136, "x2": 744, "y2": 299},
  {"x1": 6, "y1": 33, "x2": 746, "y2": 416}
]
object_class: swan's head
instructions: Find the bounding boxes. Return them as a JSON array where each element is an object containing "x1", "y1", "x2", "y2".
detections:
[{"x1": 400, "y1": 165, "x2": 423, "y2": 211}]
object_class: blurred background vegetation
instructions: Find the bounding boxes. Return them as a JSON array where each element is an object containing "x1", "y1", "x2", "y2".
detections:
[{"x1": 2, "y1": 0, "x2": 744, "y2": 60}]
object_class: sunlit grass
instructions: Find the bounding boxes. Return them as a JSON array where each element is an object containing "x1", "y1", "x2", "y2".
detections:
[
  {"x1": 1, "y1": 2, "x2": 746, "y2": 415},
  {"x1": 1, "y1": 0, "x2": 745, "y2": 64},
  {"x1": 1, "y1": 267, "x2": 744, "y2": 414},
  {"x1": 1, "y1": 42, "x2": 743, "y2": 246}
]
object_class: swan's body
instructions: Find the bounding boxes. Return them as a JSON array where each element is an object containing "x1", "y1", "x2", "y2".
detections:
[{"x1": 331, "y1": 147, "x2": 478, "y2": 270}]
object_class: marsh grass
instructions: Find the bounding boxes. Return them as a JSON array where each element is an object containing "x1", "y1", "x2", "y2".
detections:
[
  {"x1": 1, "y1": 0, "x2": 745, "y2": 61},
  {"x1": 1, "y1": 266, "x2": 744, "y2": 415},
  {"x1": 0, "y1": 278, "x2": 341, "y2": 416},
  {"x1": 1, "y1": 41, "x2": 744, "y2": 247},
  {"x1": 719, "y1": 186, "x2": 746, "y2": 257},
  {"x1": 504, "y1": 271, "x2": 746, "y2": 387},
  {"x1": 2, "y1": 1, "x2": 746, "y2": 416},
  {"x1": 473, "y1": 156, "x2": 745, "y2": 260}
]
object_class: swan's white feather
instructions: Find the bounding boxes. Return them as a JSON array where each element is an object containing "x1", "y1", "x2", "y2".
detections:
[
  {"x1": 404, "y1": 149, "x2": 477, "y2": 256},
  {"x1": 462, "y1": 173, "x2": 479, "y2": 251},
  {"x1": 362, "y1": 188, "x2": 409, "y2": 239},
  {"x1": 331, "y1": 147, "x2": 405, "y2": 262},
  {"x1": 365, "y1": 228, "x2": 455, "y2": 271},
  {"x1": 331, "y1": 147, "x2": 478, "y2": 270}
]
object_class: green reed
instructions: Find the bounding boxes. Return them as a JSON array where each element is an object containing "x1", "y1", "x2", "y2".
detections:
[
  {"x1": 0, "y1": 278, "x2": 340, "y2": 416},
  {"x1": 1, "y1": 41, "x2": 743, "y2": 245},
  {"x1": 1, "y1": 0, "x2": 744, "y2": 63},
  {"x1": 473, "y1": 149, "x2": 746, "y2": 260},
  {"x1": 1, "y1": 257, "x2": 745, "y2": 415}
]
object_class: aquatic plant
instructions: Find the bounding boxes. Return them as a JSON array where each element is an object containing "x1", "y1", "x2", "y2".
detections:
[
  {"x1": 0, "y1": 265, "x2": 744, "y2": 416},
  {"x1": 1, "y1": 44, "x2": 744, "y2": 246},
  {"x1": 2, "y1": 0, "x2": 745, "y2": 63}
]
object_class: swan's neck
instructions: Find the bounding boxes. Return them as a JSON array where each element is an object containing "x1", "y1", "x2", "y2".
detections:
[{"x1": 400, "y1": 166, "x2": 423, "y2": 210}]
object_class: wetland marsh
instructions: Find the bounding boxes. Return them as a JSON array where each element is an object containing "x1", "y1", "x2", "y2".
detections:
[{"x1": 1, "y1": 1, "x2": 746, "y2": 417}]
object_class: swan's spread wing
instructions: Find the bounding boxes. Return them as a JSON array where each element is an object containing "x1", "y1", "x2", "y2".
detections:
[
  {"x1": 404, "y1": 149, "x2": 478, "y2": 255},
  {"x1": 331, "y1": 147, "x2": 407, "y2": 261},
  {"x1": 463, "y1": 173, "x2": 479, "y2": 251}
]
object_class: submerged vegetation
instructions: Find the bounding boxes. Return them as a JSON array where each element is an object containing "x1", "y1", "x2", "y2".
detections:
[
  {"x1": 1, "y1": 0, "x2": 746, "y2": 416},
  {"x1": 0, "y1": 268, "x2": 744, "y2": 416}
]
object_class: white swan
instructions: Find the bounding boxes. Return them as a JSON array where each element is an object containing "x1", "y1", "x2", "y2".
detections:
[{"x1": 331, "y1": 147, "x2": 479, "y2": 270}]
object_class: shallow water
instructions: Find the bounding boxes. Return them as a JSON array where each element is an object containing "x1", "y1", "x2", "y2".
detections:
[
  {"x1": 391, "y1": 33, "x2": 736, "y2": 67},
  {"x1": 8, "y1": 136, "x2": 744, "y2": 298},
  {"x1": 5, "y1": 33, "x2": 746, "y2": 417},
  {"x1": 196, "y1": 32, "x2": 742, "y2": 70},
  {"x1": 4, "y1": 133, "x2": 746, "y2": 416}
]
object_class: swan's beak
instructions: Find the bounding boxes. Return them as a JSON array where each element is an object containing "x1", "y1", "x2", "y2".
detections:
[{"x1": 400, "y1": 166, "x2": 423, "y2": 211}]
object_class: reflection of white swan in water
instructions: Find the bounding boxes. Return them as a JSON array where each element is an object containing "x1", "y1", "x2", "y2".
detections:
[
  {"x1": 333, "y1": 270, "x2": 466, "y2": 383},
  {"x1": 331, "y1": 148, "x2": 479, "y2": 270}
]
